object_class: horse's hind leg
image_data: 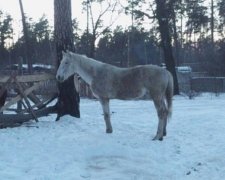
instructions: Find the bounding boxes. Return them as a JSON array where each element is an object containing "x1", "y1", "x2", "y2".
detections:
[
  {"x1": 99, "y1": 97, "x2": 113, "y2": 133},
  {"x1": 163, "y1": 119, "x2": 167, "y2": 137},
  {"x1": 152, "y1": 96, "x2": 167, "y2": 141}
]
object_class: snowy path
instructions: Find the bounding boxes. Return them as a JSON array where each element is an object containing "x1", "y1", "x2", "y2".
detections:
[{"x1": 0, "y1": 94, "x2": 225, "y2": 180}]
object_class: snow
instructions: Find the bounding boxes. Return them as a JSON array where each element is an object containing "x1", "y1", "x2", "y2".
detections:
[
  {"x1": 0, "y1": 94, "x2": 225, "y2": 180},
  {"x1": 176, "y1": 66, "x2": 192, "y2": 73}
]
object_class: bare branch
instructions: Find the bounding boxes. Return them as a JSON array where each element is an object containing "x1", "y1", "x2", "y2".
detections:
[
  {"x1": 93, "y1": 1, "x2": 112, "y2": 32},
  {"x1": 133, "y1": 10, "x2": 156, "y2": 19},
  {"x1": 88, "y1": 2, "x2": 95, "y2": 32},
  {"x1": 95, "y1": 0, "x2": 122, "y2": 38}
]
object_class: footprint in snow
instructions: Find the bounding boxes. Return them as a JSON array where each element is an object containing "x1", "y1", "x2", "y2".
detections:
[{"x1": 186, "y1": 162, "x2": 203, "y2": 175}]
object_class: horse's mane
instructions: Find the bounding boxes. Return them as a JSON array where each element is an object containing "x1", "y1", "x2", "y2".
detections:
[{"x1": 67, "y1": 51, "x2": 105, "y2": 66}]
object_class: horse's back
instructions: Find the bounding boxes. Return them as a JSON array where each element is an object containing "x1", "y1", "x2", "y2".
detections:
[
  {"x1": 91, "y1": 64, "x2": 170, "y2": 100},
  {"x1": 141, "y1": 65, "x2": 171, "y2": 94},
  {"x1": 112, "y1": 65, "x2": 169, "y2": 99}
]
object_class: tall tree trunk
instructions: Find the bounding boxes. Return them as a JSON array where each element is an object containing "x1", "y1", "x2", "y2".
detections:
[
  {"x1": 180, "y1": 10, "x2": 184, "y2": 64},
  {"x1": 155, "y1": 0, "x2": 179, "y2": 95},
  {"x1": 89, "y1": 32, "x2": 96, "y2": 58},
  {"x1": 211, "y1": 0, "x2": 214, "y2": 44},
  {"x1": 54, "y1": 0, "x2": 80, "y2": 120},
  {"x1": 18, "y1": 0, "x2": 32, "y2": 73},
  {"x1": 171, "y1": 7, "x2": 180, "y2": 66}
]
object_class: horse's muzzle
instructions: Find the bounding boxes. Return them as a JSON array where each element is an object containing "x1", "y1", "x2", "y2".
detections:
[{"x1": 56, "y1": 75, "x2": 64, "y2": 82}]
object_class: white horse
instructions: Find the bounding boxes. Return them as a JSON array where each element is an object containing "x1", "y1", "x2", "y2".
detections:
[{"x1": 56, "y1": 51, "x2": 174, "y2": 141}]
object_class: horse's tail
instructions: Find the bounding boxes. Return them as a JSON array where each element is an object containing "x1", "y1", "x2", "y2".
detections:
[{"x1": 166, "y1": 72, "x2": 174, "y2": 118}]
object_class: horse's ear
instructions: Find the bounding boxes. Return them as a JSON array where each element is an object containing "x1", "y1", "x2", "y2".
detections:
[
  {"x1": 67, "y1": 50, "x2": 73, "y2": 56},
  {"x1": 62, "y1": 51, "x2": 66, "y2": 56}
]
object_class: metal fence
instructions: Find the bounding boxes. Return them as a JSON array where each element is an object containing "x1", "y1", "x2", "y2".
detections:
[
  {"x1": 190, "y1": 77, "x2": 225, "y2": 93},
  {"x1": 177, "y1": 70, "x2": 225, "y2": 94}
]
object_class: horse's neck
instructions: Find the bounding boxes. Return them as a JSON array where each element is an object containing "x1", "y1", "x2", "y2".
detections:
[{"x1": 74, "y1": 55, "x2": 102, "y2": 85}]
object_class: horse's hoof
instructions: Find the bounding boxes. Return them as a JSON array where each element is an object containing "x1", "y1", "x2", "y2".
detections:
[
  {"x1": 152, "y1": 136, "x2": 163, "y2": 141},
  {"x1": 55, "y1": 116, "x2": 60, "y2": 121},
  {"x1": 163, "y1": 132, "x2": 167, "y2": 136},
  {"x1": 106, "y1": 129, "x2": 113, "y2": 133}
]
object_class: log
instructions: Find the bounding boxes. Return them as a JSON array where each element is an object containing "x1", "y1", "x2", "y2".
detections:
[{"x1": 0, "y1": 106, "x2": 57, "y2": 128}]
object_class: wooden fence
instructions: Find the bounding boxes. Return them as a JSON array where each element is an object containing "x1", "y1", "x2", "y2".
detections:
[{"x1": 0, "y1": 72, "x2": 56, "y2": 114}]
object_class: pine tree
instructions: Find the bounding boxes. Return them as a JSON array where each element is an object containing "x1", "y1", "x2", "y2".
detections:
[
  {"x1": 54, "y1": 0, "x2": 80, "y2": 120},
  {"x1": 155, "y1": 0, "x2": 179, "y2": 95}
]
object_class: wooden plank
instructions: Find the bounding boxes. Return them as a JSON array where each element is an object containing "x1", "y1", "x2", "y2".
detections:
[
  {"x1": 14, "y1": 77, "x2": 38, "y2": 122},
  {"x1": 6, "y1": 94, "x2": 56, "y2": 112},
  {"x1": 0, "y1": 82, "x2": 41, "y2": 113},
  {"x1": 19, "y1": 94, "x2": 57, "y2": 113},
  {"x1": 22, "y1": 83, "x2": 42, "y2": 107},
  {"x1": 0, "y1": 73, "x2": 55, "y2": 83}
]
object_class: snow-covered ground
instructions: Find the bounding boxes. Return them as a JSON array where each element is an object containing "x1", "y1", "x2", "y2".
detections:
[{"x1": 0, "y1": 94, "x2": 225, "y2": 180}]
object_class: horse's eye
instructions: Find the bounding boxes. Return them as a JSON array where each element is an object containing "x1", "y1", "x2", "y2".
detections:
[{"x1": 65, "y1": 62, "x2": 69, "y2": 65}]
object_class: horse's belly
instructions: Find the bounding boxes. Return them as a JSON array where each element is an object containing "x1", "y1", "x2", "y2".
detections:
[{"x1": 116, "y1": 87, "x2": 147, "y2": 100}]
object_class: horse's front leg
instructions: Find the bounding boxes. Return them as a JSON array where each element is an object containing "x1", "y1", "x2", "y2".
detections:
[{"x1": 99, "y1": 97, "x2": 113, "y2": 133}]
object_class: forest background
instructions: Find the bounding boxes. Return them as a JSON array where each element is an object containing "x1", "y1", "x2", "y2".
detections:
[{"x1": 0, "y1": 0, "x2": 225, "y2": 77}]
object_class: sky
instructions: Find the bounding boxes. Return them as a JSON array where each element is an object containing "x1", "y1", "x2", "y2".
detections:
[
  {"x1": 0, "y1": 0, "x2": 131, "y2": 42},
  {"x1": 0, "y1": 0, "x2": 84, "y2": 38},
  {"x1": 0, "y1": 0, "x2": 84, "y2": 24}
]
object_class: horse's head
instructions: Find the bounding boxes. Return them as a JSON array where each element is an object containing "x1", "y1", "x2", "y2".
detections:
[{"x1": 56, "y1": 51, "x2": 75, "y2": 82}]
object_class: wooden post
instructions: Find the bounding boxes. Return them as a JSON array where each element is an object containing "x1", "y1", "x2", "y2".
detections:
[
  {"x1": 0, "y1": 87, "x2": 7, "y2": 113},
  {"x1": 17, "y1": 57, "x2": 23, "y2": 112}
]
